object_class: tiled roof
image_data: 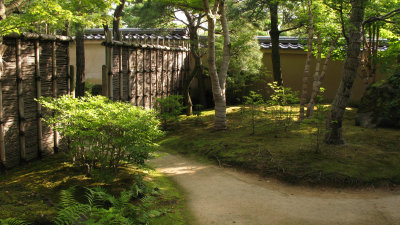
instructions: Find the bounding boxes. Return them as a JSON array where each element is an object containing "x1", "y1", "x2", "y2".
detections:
[
  {"x1": 257, "y1": 36, "x2": 389, "y2": 51},
  {"x1": 84, "y1": 28, "x2": 188, "y2": 41}
]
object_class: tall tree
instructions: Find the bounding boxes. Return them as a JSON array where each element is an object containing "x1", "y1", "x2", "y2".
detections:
[
  {"x1": 113, "y1": 0, "x2": 127, "y2": 41},
  {"x1": 202, "y1": 0, "x2": 231, "y2": 130},
  {"x1": 299, "y1": 0, "x2": 314, "y2": 120},
  {"x1": 325, "y1": 0, "x2": 368, "y2": 144}
]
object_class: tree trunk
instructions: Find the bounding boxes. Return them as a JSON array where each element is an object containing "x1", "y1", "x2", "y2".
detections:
[
  {"x1": 299, "y1": 0, "x2": 314, "y2": 121},
  {"x1": 182, "y1": 11, "x2": 203, "y2": 116},
  {"x1": 306, "y1": 35, "x2": 322, "y2": 117},
  {"x1": 75, "y1": 29, "x2": 85, "y2": 97},
  {"x1": 202, "y1": 0, "x2": 230, "y2": 130},
  {"x1": 325, "y1": 0, "x2": 367, "y2": 145},
  {"x1": 307, "y1": 35, "x2": 338, "y2": 116},
  {"x1": 268, "y1": 1, "x2": 283, "y2": 86},
  {"x1": 113, "y1": 0, "x2": 126, "y2": 41}
]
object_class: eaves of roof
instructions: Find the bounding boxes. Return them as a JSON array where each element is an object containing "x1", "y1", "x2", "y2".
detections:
[
  {"x1": 257, "y1": 36, "x2": 389, "y2": 51},
  {"x1": 83, "y1": 28, "x2": 189, "y2": 41}
]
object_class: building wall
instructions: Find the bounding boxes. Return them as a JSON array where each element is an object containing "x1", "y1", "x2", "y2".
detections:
[
  {"x1": 69, "y1": 40, "x2": 105, "y2": 85},
  {"x1": 261, "y1": 49, "x2": 384, "y2": 104}
]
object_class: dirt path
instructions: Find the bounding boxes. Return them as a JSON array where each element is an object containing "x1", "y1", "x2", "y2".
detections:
[{"x1": 149, "y1": 153, "x2": 400, "y2": 225}]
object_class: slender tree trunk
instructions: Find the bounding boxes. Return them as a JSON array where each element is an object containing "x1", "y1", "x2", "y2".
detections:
[
  {"x1": 0, "y1": 0, "x2": 5, "y2": 164},
  {"x1": 202, "y1": 0, "x2": 230, "y2": 130},
  {"x1": 268, "y1": 1, "x2": 283, "y2": 86},
  {"x1": 299, "y1": 0, "x2": 314, "y2": 120},
  {"x1": 113, "y1": 0, "x2": 126, "y2": 41},
  {"x1": 182, "y1": 12, "x2": 203, "y2": 116},
  {"x1": 307, "y1": 35, "x2": 338, "y2": 116},
  {"x1": 325, "y1": 0, "x2": 367, "y2": 145},
  {"x1": 75, "y1": 28, "x2": 85, "y2": 97},
  {"x1": 306, "y1": 35, "x2": 322, "y2": 117}
]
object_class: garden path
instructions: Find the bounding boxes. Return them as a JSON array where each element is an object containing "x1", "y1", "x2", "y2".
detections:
[{"x1": 150, "y1": 153, "x2": 400, "y2": 225}]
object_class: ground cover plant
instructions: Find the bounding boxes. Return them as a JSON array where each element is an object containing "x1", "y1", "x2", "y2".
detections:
[
  {"x1": 159, "y1": 106, "x2": 400, "y2": 187},
  {"x1": 0, "y1": 153, "x2": 189, "y2": 224},
  {"x1": 0, "y1": 94, "x2": 189, "y2": 224}
]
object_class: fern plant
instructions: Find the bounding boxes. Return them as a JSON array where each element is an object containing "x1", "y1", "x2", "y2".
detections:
[
  {"x1": 54, "y1": 177, "x2": 163, "y2": 225},
  {"x1": 0, "y1": 218, "x2": 27, "y2": 225}
]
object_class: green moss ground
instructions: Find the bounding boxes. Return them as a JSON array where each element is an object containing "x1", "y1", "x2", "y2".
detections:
[
  {"x1": 160, "y1": 106, "x2": 400, "y2": 187},
  {"x1": 0, "y1": 153, "x2": 189, "y2": 224}
]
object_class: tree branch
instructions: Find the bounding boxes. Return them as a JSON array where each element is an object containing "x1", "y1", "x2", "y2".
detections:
[
  {"x1": 278, "y1": 23, "x2": 303, "y2": 34},
  {"x1": 5, "y1": 0, "x2": 28, "y2": 16},
  {"x1": 363, "y1": 8, "x2": 400, "y2": 25}
]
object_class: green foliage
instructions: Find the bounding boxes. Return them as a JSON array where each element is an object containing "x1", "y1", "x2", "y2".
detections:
[
  {"x1": 243, "y1": 91, "x2": 264, "y2": 135},
  {"x1": 0, "y1": 0, "x2": 117, "y2": 36},
  {"x1": 37, "y1": 94, "x2": 163, "y2": 174},
  {"x1": 216, "y1": 8, "x2": 266, "y2": 105},
  {"x1": 54, "y1": 177, "x2": 164, "y2": 225},
  {"x1": 0, "y1": 218, "x2": 27, "y2": 225},
  {"x1": 267, "y1": 82, "x2": 299, "y2": 106},
  {"x1": 301, "y1": 105, "x2": 328, "y2": 153},
  {"x1": 123, "y1": 1, "x2": 177, "y2": 28},
  {"x1": 154, "y1": 95, "x2": 186, "y2": 130}
]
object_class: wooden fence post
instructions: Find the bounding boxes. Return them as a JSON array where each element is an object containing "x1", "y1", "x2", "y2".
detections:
[
  {"x1": 119, "y1": 32, "x2": 123, "y2": 101},
  {"x1": 102, "y1": 65, "x2": 107, "y2": 96},
  {"x1": 52, "y1": 41, "x2": 58, "y2": 153},
  {"x1": 142, "y1": 37, "x2": 146, "y2": 108},
  {"x1": 70, "y1": 65, "x2": 75, "y2": 97},
  {"x1": 16, "y1": 39, "x2": 26, "y2": 161},
  {"x1": 135, "y1": 40, "x2": 139, "y2": 106},
  {"x1": 166, "y1": 38, "x2": 170, "y2": 96},
  {"x1": 105, "y1": 30, "x2": 113, "y2": 99},
  {"x1": 160, "y1": 37, "x2": 165, "y2": 98},
  {"x1": 155, "y1": 36, "x2": 159, "y2": 99},
  {"x1": 0, "y1": 53, "x2": 5, "y2": 164},
  {"x1": 34, "y1": 40, "x2": 43, "y2": 157},
  {"x1": 149, "y1": 37, "x2": 152, "y2": 108}
]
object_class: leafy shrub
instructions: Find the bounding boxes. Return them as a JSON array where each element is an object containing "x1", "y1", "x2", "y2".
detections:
[
  {"x1": 154, "y1": 95, "x2": 185, "y2": 130},
  {"x1": 267, "y1": 82, "x2": 299, "y2": 106},
  {"x1": 38, "y1": 94, "x2": 163, "y2": 174}
]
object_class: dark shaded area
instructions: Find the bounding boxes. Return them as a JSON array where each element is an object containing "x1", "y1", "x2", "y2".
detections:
[{"x1": 356, "y1": 72, "x2": 400, "y2": 128}]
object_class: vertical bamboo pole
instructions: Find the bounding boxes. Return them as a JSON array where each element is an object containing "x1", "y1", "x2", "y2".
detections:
[
  {"x1": 149, "y1": 37, "x2": 152, "y2": 109},
  {"x1": 0, "y1": 54, "x2": 5, "y2": 164},
  {"x1": 142, "y1": 37, "x2": 146, "y2": 107},
  {"x1": 181, "y1": 41, "x2": 185, "y2": 94},
  {"x1": 160, "y1": 38, "x2": 165, "y2": 98},
  {"x1": 105, "y1": 30, "x2": 113, "y2": 99},
  {"x1": 16, "y1": 39, "x2": 26, "y2": 161},
  {"x1": 166, "y1": 38, "x2": 170, "y2": 96},
  {"x1": 155, "y1": 37, "x2": 159, "y2": 99},
  {"x1": 127, "y1": 35, "x2": 132, "y2": 102},
  {"x1": 66, "y1": 41, "x2": 70, "y2": 95},
  {"x1": 135, "y1": 40, "x2": 139, "y2": 106},
  {"x1": 70, "y1": 65, "x2": 75, "y2": 97},
  {"x1": 52, "y1": 41, "x2": 58, "y2": 153},
  {"x1": 34, "y1": 40, "x2": 43, "y2": 157},
  {"x1": 119, "y1": 32, "x2": 123, "y2": 101},
  {"x1": 171, "y1": 40, "x2": 176, "y2": 94}
]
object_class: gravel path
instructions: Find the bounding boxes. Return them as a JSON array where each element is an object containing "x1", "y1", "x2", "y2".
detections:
[{"x1": 150, "y1": 153, "x2": 400, "y2": 225}]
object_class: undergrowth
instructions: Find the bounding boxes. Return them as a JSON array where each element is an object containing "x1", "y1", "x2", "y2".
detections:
[
  {"x1": 0, "y1": 153, "x2": 188, "y2": 224},
  {"x1": 160, "y1": 106, "x2": 400, "y2": 187}
]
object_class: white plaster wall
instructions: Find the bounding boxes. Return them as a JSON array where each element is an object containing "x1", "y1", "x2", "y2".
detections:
[{"x1": 69, "y1": 40, "x2": 104, "y2": 85}]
